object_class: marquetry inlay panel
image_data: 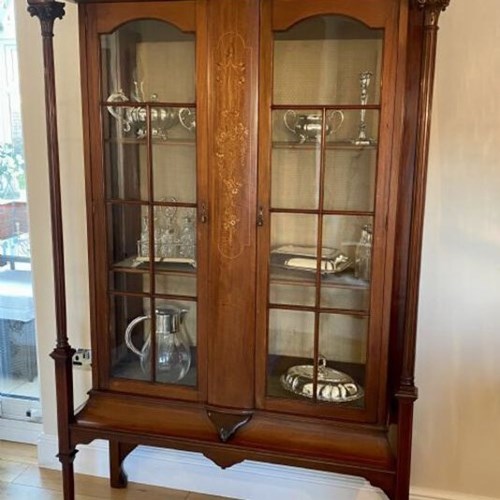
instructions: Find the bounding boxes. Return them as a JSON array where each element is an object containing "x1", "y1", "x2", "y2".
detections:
[{"x1": 214, "y1": 33, "x2": 252, "y2": 259}]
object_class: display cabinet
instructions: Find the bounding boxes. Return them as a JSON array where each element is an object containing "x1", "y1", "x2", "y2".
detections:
[{"x1": 28, "y1": 0, "x2": 450, "y2": 498}]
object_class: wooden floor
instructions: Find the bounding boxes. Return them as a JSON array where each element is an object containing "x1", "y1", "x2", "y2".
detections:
[{"x1": 0, "y1": 441, "x2": 229, "y2": 499}]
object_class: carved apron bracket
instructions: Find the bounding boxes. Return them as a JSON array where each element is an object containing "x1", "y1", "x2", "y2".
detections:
[{"x1": 207, "y1": 409, "x2": 252, "y2": 443}]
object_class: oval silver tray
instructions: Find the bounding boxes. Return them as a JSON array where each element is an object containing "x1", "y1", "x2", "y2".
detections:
[
  {"x1": 271, "y1": 245, "x2": 352, "y2": 275},
  {"x1": 280, "y1": 363, "x2": 364, "y2": 403}
]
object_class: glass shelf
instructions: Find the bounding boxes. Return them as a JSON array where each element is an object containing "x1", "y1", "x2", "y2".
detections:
[
  {"x1": 105, "y1": 137, "x2": 196, "y2": 147},
  {"x1": 270, "y1": 266, "x2": 369, "y2": 290},
  {"x1": 272, "y1": 141, "x2": 377, "y2": 151},
  {"x1": 113, "y1": 257, "x2": 197, "y2": 275},
  {"x1": 112, "y1": 347, "x2": 198, "y2": 386}
]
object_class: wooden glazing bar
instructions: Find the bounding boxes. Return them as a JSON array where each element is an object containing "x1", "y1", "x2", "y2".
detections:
[
  {"x1": 106, "y1": 199, "x2": 198, "y2": 208},
  {"x1": 101, "y1": 101, "x2": 197, "y2": 108},
  {"x1": 146, "y1": 105, "x2": 157, "y2": 381},
  {"x1": 109, "y1": 291, "x2": 197, "y2": 302},
  {"x1": 269, "y1": 208, "x2": 375, "y2": 216},
  {"x1": 312, "y1": 108, "x2": 329, "y2": 401},
  {"x1": 269, "y1": 303, "x2": 369, "y2": 317}
]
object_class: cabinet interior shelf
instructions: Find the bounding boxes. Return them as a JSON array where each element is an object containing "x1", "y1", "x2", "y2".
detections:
[
  {"x1": 272, "y1": 141, "x2": 378, "y2": 151},
  {"x1": 113, "y1": 257, "x2": 197, "y2": 275},
  {"x1": 105, "y1": 137, "x2": 196, "y2": 146},
  {"x1": 113, "y1": 347, "x2": 198, "y2": 387},
  {"x1": 270, "y1": 266, "x2": 369, "y2": 290}
]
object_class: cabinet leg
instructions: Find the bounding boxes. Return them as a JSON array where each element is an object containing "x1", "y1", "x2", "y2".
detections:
[
  {"x1": 394, "y1": 393, "x2": 416, "y2": 500},
  {"x1": 58, "y1": 450, "x2": 77, "y2": 500},
  {"x1": 109, "y1": 441, "x2": 137, "y2": 489}
]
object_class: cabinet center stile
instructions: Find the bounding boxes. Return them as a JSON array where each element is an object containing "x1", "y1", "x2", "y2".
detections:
[{"x1": 207, "y1": 0, "x2": 259, "y2": 410}]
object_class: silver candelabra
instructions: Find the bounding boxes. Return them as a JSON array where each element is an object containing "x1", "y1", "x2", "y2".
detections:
[{"x1": 352, "y1": 71, "x2": 377, "y2": 146}]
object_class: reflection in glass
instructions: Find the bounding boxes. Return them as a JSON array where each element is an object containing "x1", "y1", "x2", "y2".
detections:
[
  {"x1": 326, "y1": 109, "x2": 379, "y2": 145},
  {"x1": 109, "y1": 204, "x2": 145, "y2": 266},
  {"x1": 271, "y1": 213, "x2": 318, "y2": 250},
  {"x1": 111, "y1": 295, "x2": 152, "y2": 381},
  {"x1": 319, "y1": 313, "x2": 368, "y2": 365},
  {"x1": 104, "y1": 142, "x2": 147, "y2": 201},
  {"x1": 324, "y1": 146, "x2": 377, "y2": 213},
  {"x1": 109, "y1": 272, "x2": 148, "y2": 295},
  {"x1": 153, "y1": 144, "x2": 196, "y2": 203},
  {"x1": 267, "y1": 309, "x2": 314, "y2": 398},
  {"x1": 156, "y1": 273, "x2": 196, "y2": 298},
  {"x1": 271, "y1": 150, "x2": 320, "y2": 210},
  {"x1": 101, "y1": 20, "x2": 196, "y2": 102}
]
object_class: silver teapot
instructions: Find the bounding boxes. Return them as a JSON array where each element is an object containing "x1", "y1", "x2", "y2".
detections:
[
  {"x1": 284, "y1": 109, "x2": 344, "y2": 144},
  {"x1": 124, "y1": 306, "x2": 191, "y2": 382},
  {"x1": 106, "y1": 82, "x2": 178, "y2": 140}
]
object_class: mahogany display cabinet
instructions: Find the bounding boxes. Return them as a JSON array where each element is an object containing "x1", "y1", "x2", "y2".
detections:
[{"x1": 27, "y1": 0, "x2": 450, "y2": 498}]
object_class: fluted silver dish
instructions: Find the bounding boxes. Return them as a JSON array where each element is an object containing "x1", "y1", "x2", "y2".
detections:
[{"x1": 280, "y1": 358, "x2": 364, "y2": 403}]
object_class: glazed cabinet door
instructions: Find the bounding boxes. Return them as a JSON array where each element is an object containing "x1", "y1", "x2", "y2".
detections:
[
  {"x1": 256, "y1": 0, "x2": 401, "y2": 422},
  {"x1": 82, "y1": 1, "x2": 208, "y2": 401}
]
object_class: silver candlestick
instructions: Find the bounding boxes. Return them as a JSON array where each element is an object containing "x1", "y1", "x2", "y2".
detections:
[{"x1": 352, "y1": 71, "x2": 377, "y2": 146}]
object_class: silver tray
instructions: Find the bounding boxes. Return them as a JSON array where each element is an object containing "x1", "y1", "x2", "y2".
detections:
[
  {"x1": 133, "y1": 257, "x2": 197, "y2": 268},
  {"x1": 280, "y1": 361, "x2": 364, "y2": 403},
  {"x1": 271, "y1": 245, "x2": 352, "y2": 274}
]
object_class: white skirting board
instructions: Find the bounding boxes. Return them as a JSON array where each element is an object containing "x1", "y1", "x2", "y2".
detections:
[
  {"x1": 0, "y1": 418, "x2": 42, "y2": 444},
  {"x1": 410, "y1": 490, "x2": 500, "y2": 500},
  {"x1": 37, "y1": 434, "x2": 497, "y2": 500}
]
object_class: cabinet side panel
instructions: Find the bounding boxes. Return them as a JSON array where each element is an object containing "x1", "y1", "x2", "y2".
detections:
[{"x1": 206, "y1": 0, "x2": 259, "y2": 409}]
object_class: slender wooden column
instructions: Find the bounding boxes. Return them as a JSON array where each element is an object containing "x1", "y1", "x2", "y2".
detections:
[
  {"x1": 27, "y1": 2, "x2": 77, "y2": 499},
  {"x1": 395, "y1": 1, "x2": 450, "y2": 498},
  {"x1": 401, "y1": 0, "x2": 450, "y2": 389}
]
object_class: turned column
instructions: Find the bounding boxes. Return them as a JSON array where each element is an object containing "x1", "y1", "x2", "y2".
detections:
[
  {"x1": 395, "y1": 1, "x2": 450, "y2": 499},
  {"x1": 27, "y1": 2, "x2": 77, "y2": 499}
]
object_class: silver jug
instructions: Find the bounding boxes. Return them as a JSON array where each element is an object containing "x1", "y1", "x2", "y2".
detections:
[{"x1": 124, "y1": 306, "x2": 191, "y2": 382}]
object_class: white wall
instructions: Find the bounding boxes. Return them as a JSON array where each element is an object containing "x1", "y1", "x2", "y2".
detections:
[
  {"x1": 14, "y1": 0, "x2": 500, "y2": 498},
  {"x1": 412, "y1": 1, "x2": 500, "y2": 497}
]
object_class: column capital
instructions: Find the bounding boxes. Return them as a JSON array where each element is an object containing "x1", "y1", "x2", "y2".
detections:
[
  {"x1": 27, "y1": 1, "x2": 65, "y2": 37},
  {"x1": 414, "y1": 0, "x2": 450, "y2": 27}
]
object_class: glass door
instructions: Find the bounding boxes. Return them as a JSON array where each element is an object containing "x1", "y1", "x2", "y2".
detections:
[
  {"x1": 0, "y1": 0, "x2": 41, "y2": 432},
  {"x1": 258, "y1": 8, "x2": 396, "y2": 421},
  {"x1": 88, "y1": 4, "x2": 205, "y2": 401}
]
